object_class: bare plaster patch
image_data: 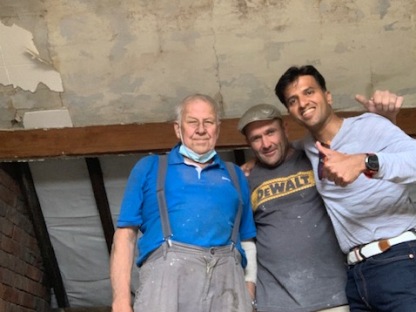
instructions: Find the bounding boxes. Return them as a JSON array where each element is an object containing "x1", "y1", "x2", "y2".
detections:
[
  {"x1": 378, "y1": 0, "x2": 391, "y2": 18},
  {"x1": 0, "y1": 23, "x2": 63, "y2": 92}
]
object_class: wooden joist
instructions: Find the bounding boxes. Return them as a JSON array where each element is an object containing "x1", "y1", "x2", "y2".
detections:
[{"x1": 1, "y1": 108, "x2": 415, "y2": 161}]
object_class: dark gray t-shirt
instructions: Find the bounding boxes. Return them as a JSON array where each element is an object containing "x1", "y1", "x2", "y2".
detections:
[{"x1": 249, "y1": 149, "x2": 347, "y2": 312}]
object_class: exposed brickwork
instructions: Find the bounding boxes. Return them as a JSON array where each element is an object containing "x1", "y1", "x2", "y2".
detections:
[{"x1": 0, "y1": 164, "x2": 51, "y2": 311}]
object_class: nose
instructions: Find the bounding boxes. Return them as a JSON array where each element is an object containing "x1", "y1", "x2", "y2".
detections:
[
  {"x1": 299, "y1": 95, "x2": 309, "y2": 108},
  {"x1": 261, "y1": 136, "x2": 272, "y2": 149},
  {"x1": 195, "y1": 122, "x2": 206, "y2": 134}
]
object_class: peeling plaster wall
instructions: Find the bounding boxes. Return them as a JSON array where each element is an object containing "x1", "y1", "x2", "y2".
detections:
[{"x1": 0, "y1": 0, "x2": 415, "y2": 129}]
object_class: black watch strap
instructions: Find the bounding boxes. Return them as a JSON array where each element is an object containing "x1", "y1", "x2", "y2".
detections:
[{"x1": 364, "y1": 153, "x2": 379, "y2": 178}]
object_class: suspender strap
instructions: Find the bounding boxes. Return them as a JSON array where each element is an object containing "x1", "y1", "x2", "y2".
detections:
[
  {"x1": 225, "y1": 162, "x2": 243, "y2": 249},
  {"x1": 157, "y1": 156, "x2": 242, "y2": 249},
  {"x1": 157, "y1": 155, "x2": 172, "y2": 246}
]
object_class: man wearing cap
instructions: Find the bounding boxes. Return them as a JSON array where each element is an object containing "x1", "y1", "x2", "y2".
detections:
[
  {"x1": 238, "y1": 104, "x2": 349, "y2": 312},
  {"x1": 238, "y1": 91, "x2": 401, "y2": 311}
]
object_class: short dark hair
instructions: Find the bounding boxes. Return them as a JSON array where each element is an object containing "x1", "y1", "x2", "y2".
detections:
[{"x1": 274, "y1": 65, "x2": 327, "y2": 107}]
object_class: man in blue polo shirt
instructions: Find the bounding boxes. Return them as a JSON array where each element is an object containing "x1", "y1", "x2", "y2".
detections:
[{"x1": 110, "y1": 94, "x2": 256, "y2": 312}]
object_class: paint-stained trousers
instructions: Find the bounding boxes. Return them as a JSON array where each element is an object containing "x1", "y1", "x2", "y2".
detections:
[{"x1": 133, "y1": 241, "x2": 253, "y2": 312}]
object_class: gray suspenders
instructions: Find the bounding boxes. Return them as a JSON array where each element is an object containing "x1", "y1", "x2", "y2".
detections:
[
  {"x1": 156, "y1": 154, "x2": 173, "y2": 246},
  {"x1": 225, "y1": 161, "x2": 243, "y2": 250},
  {"x1": 156, "y1": 154, "x2": 243, "y2": 249}
]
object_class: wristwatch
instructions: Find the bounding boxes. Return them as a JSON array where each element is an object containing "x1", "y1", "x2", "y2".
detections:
[{"x1": 364, "y1": 153, "x2": 379, "y2": 178}]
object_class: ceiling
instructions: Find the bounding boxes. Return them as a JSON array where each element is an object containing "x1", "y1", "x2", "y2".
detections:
[{"x1": 1, "y1": 0, "x2": 416, "y2": 130}]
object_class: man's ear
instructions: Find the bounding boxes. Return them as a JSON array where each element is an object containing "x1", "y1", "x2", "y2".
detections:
[
  {"x1": 326, "y1": 91, "x2": 333, "y2": 106},
  {"x1": 174, "y1": 122, "x2": 181, "y2": 139},
  {"x1": 282, "y1": 119, "x2": 289, "y2": 138}
]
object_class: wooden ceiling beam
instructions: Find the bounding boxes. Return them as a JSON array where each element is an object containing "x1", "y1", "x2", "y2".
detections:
[
  {"x1": 1, "y1": 108, "x2": 415, "y2": 161},
  {"x1": 85, "y1": 157, "x2": 115, "y2": 254}
]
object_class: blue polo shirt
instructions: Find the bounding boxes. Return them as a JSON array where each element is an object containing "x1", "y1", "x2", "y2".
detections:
[{"x1": 117, "y1": 143, "x2": 256, "y2": 266}]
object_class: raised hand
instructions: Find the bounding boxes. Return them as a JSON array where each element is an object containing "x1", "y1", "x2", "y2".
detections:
[
  {"x1": 355, "y1": 90, "x2": 403, "y2": 123},
  {"x1": 316, "y1": 141, "x2": 366, "y2": 187}
]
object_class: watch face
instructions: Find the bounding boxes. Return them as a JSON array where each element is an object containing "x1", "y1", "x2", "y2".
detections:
[{"x1": 366, "y1": 154, "x2": 379, "y2": 171}]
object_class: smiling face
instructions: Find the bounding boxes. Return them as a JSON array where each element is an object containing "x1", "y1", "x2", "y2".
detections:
[
  {"x1": 245, "y1": 119, "x2": 289, "y2": 167},
  {"x1": 174, "y1": 98, "x2": 220, "y2": 155},
  {"x1": 283, "y1": 75, "x2": 333, "y2": 133}
]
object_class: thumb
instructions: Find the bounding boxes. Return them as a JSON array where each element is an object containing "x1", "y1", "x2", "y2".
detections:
[
  {"x1": 355, "y1": 94, "x2": 369, "y2": 106},
  {"x1": 356, "y1": 94, "x2": 376, "y2": 112},
  {"x1": 316, "y1": 141, "x2": 330, "y2": 155}
]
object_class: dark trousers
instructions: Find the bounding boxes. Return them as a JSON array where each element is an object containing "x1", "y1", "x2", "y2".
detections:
[{"x1": 346, "y1": 241, "x2": 416, "y2": 312}]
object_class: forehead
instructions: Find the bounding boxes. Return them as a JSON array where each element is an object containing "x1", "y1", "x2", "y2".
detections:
[
  {"x1": 245, "y1": 119, "x2": 282, "y2": 136},
  {"x1": 285, "y1": 75, "x2": 319, "y2": 94},
  {"x1": 183, "y1": 99, "x2": 216, "y2": 117}
]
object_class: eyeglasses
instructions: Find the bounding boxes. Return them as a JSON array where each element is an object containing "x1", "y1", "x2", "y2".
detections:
[{"x1": 318, "y1": 142, "x2": 330, "y2": 180}]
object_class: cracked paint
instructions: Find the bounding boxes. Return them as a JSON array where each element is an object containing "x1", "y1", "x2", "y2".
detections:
[{"x1": 0, "y1": 23, "x2": 63, "y2": 92}]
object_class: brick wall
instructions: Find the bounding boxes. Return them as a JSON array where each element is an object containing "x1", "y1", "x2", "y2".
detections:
[{"x1": 0, "y1": 164, "x2": 51, "y2": 311}]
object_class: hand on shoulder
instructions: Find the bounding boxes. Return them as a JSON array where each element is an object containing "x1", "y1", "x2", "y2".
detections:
[{"x1": 240, "y1": 158, "x2": 256, "y2": 177}]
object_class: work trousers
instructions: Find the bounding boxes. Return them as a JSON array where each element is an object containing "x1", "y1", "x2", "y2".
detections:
[
  {"x1": 317, "y1": 305, "x2": 349, "y2": 312},
  {"x1": 133, "y1": 241, "x2": 253, "y2": 312},
  {"x1": 346, "y1": 241, "x2": 416, "y2": 312}
]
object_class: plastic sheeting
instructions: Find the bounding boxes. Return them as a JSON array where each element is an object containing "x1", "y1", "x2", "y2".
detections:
[{"x1": 29, "y1": 155, "x2": 141, "y2": 307}]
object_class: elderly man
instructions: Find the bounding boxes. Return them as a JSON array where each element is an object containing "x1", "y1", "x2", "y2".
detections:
[{"x1": 110, "y1": 94, "x2": 256, "y2": 312}]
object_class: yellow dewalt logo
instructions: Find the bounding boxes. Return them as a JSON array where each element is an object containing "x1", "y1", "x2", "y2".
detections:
[{"x1": 251, "y1": 170, "x2": 316, "y2": 210}]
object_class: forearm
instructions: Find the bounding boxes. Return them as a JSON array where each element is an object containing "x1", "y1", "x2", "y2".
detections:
[
  {"x1": 377, "y1": 151, "x2": 416, "y2": 184},
  {"x1": 367, "y1": 128, "x2": 416, "y2": 183},
  {"x1": 110, "y1": 227, "x2": 137, "y2": 310},
  {"x1": 241, "y1": 239, "x2": 257, "y2": 300}
]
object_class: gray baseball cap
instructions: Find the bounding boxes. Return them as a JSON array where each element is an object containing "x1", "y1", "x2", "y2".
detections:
[{"x1": 238, "y1": 103, "x2": 283, "y2": 133}]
